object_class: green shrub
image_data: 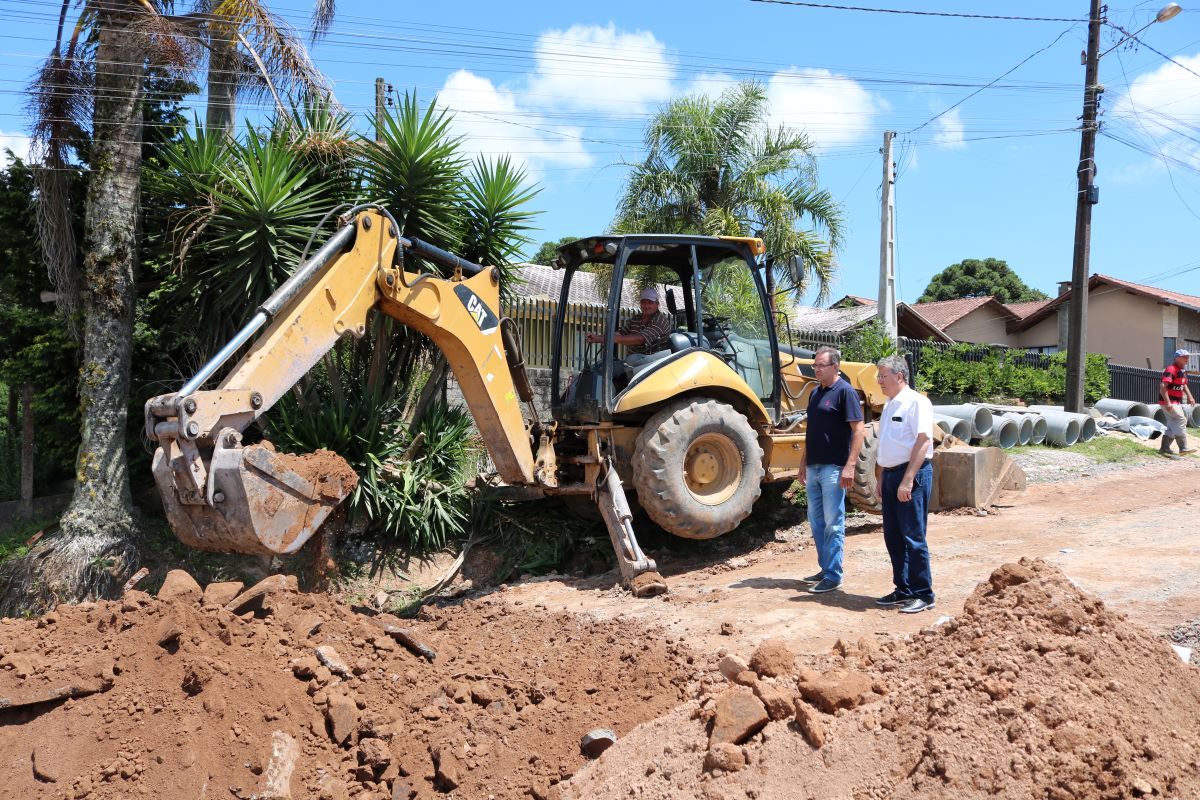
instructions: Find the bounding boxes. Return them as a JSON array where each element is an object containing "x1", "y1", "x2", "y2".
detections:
[{"x1": 916, "y1": 346, "x2": 1108, "y2": 404}]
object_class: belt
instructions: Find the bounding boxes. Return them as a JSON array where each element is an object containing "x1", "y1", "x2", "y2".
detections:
[{"x1": 881, "y1": 459, "x2": 930, "y2": 473}]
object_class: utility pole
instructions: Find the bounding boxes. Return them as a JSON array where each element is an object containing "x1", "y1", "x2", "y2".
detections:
[
  {"x1": 877, "y1": 130, "x2": 897, "y2": 344},
  {"x1": 1065, "y1": 0, "x2": 1104, "y2": 412},
  {"x1": 375, "y1": 77, "x2": 386, "y2": 143}
]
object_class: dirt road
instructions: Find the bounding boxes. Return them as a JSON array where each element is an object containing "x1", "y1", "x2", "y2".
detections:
[{"x1": 500, "y1": 458, "x2": 1200, "y2": 660}]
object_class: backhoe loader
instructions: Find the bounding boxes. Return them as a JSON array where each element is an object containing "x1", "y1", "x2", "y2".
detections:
[{"x1": 146, "y1": 205, "x2": 889, "y2": 597}]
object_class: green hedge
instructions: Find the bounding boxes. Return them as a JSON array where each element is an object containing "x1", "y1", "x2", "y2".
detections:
[{"x1": 914, "y1": 344, "x2": 1108, "y2": 404}]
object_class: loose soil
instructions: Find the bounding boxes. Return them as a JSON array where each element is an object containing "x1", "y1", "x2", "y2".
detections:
[
  {"x1": 2, "y1": 455, "x2": 1198, "y2": 799},
  {"x1": 561, "y1": 558, "x2": 1200, "y2": 800},
  {"x1": 0, "y1": 579, "x2": 693, "y2": 800}
]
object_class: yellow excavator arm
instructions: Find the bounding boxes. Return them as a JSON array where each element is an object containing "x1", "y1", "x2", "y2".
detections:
[{"x1": 145, "y1": 210, "x2": 536, "y2": 556}]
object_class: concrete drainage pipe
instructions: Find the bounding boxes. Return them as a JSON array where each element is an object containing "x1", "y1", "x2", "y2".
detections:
[
  {"x1": 998, "y1": 413, "x2": 1034, "y2": 446},
  {"x1": 1184, "y1": 404, "x2": 1200, "y2": 427},
  {"x1": 1095, "y1": 398, "x2": 1153, "y2": 419},
  {"x1": 932, "y1": 404, "x2": 993, "y2": 440},
  {"x1": 985, "y1": 416, "x2": 1020, "y2": 449},
  {"x1": 933, "y1": 414, "x2": 972, "y2": 442},
  {"x1": 1040, "y1": 413, "x2": 1082, "y2": 447},
  {"x1": 1028, "y1": 414, "x2": 1048, "y2": 445}
]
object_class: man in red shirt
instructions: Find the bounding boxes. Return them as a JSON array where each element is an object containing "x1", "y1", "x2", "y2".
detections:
[{"x1": 1160, "y1": 348, "x2": 1196, "y2": 456}]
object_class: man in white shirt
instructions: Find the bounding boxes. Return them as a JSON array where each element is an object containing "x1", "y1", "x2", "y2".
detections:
[{"x1": 873, "y1": 355, "x2": 936, "y2": 614}]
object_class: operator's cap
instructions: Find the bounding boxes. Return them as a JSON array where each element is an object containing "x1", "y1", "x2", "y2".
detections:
[
  {"x1": 1176, "y1": 348, "x2": 1192, "y2": 358},
  {"x1": 639, "y1": 287, "x2": 660, "y2": 303}
]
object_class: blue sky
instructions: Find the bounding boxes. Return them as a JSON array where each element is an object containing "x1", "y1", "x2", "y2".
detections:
[{"x1": 2, "y1": 0, "x2": 1200, "y2": 306}]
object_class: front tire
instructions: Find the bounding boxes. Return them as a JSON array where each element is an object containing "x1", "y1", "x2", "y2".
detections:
[
  {"x1": 847, "y1": 421, "x2": 883, "y2": 515},
  {"x1": 633, "y1": 399, "x2": 765, "y2": 539}
]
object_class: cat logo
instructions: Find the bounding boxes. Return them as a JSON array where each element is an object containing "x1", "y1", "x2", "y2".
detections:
[{"x1": 453, "y1": 285, "x2": 499, "y2": 336}]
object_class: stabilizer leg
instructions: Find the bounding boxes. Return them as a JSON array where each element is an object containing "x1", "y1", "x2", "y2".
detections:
[{"x1": 595, "y1": 458, "x2": 667, "y2": 598}]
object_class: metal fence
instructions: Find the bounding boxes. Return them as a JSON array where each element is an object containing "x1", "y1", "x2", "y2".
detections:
[{"x1": 1106, "y1": 364, "x2": 1166, "y2": 403}]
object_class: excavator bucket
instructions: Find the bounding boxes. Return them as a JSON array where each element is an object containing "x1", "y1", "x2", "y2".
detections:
[{"x1": 152, "y1": 441, "x2": 358, "y2": 556}]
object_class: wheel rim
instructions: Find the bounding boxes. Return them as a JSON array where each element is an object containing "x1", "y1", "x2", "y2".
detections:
[{"x1": 684, "y1": 433, "x2": 742, "y2": 505}]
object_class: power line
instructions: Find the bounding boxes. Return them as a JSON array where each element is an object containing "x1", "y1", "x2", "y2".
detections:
[
  {"x1": 747, "y1": 0, "x2": 1082, "y2": 23},
  {"x1": 903, "y1": 24, "x2": 1079, "y2": 135}
]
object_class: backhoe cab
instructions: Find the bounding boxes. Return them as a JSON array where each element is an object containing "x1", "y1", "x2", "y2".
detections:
[{"x1": 147, "y1": 208, "x2": 887, "y2": 599}]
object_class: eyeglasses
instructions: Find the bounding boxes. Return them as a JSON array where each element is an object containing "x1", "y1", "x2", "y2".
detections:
[{"x1": 812, "y1": 361, "x2": 834, "y2": 370}]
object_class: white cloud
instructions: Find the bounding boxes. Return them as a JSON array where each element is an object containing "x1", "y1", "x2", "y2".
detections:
[
  {"x1": 436, "y1": 70, "x2": 593, "y2": 178},
  {"x1": 683, "y1": 72, "x2": 737, "y2": 101},
  {"x1": 525, "y1": 24, "x2": 675, "y2": 113},
  {"x1": 0, "y1": 131, "x2": 31, "y2": 162},
  {"x1": 932, "y1": 108, "x2": 966, "y2": 150},
  {"x1": 765, "y1": 68, "x2": 887, "y2": 149},
  {"x1": 1110, "y1": 52, "x2": 1200, "y2": 169}
]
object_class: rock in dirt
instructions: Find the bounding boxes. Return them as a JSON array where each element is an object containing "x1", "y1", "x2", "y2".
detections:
[
  {"x1": 431, "y1": 745, "x2": 462, "y2": 791},
  {"x1": 155, "y1": 619, "x2": 183, "y2": 647},
  {"x1": 792, "y1": 699, "x2": 825, "y2": 748},
  {"x1": 703, "y1": 742, "x2": 746, "y2": 773},
  {"x1": 359, "y1": 737, "x2": 391, "y2": 770},
  {"x1": 325, "y1": 693, "x2": 358, "y2": 745},
  {"x1": 580, "y1": 728, "x2": 617, "y2": 758},
  {"x1": 202, "y1": 581, "x2": 244, "y2": 607},
  {"x1": 30, "y1": 744, "x2": 62, "y2": 782},
  {"x1": 752, "y1": 683, "x2": 794, "y2": 721},
  {"x1": 709, "y1": 688, "x2": 768, "y2": 746},
  {"x1": 716, "y1": 654, "x2": 748, "y2": 682},
  {"x1": 796, "y1": 668, "x2": 874, "y2": 713},
  {"x1": 225, "y1": 574, "x2": 299, "y2": 616},
  {"x1": 158, "y1": 569, "x2": 202, "y2": 602},
  {"x1": 748, "y1": 639, "x2": 795, "y2": 678},
  {"x1": 315, "y1": 645, "x2": 352, "y2": 678},
  {"x1": 259, "y1": 730, "x2": 299, "y2": 798}
]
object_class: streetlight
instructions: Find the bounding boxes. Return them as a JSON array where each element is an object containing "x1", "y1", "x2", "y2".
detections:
[{"x1": 1064, "y1": 1, "x2": 1181, "y2": 412}]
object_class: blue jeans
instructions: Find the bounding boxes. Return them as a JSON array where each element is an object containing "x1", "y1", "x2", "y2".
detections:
[
  {"x1": 806, "y1": 464, "x2": 846, "y2": 584},
  {"x1": 880, "y1": 460, "x2": 934, "y2": 602}
]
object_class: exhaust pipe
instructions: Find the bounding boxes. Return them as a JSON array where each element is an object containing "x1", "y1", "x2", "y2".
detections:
[
  {"x1": 933, "y1": 404, "x2": 993, "y2": 439},
  {"x1": 933, "y1": 414, "x2": 972, "y2": 442}
]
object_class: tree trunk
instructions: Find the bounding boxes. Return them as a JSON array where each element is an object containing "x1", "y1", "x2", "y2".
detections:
[
  {"x1": 19, "y1": 384, "x2": 33, "y2": 520},
  {"x1": 0, "y1": 6, "x2": 146, "y2": 614},
  {"x1": 6, "y1": 384, "x2": 16, "y2": 438},
  {"x1": 205, "y1": 25, "x2": 239, "y2": 133}
]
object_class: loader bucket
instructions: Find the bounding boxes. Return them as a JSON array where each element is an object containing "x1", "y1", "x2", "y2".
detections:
[{"x1": 152, "y1": 443, "x2": 358, "y2": 556}]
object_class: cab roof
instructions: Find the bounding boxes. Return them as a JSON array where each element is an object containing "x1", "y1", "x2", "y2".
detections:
[{"x1": 555, "y1": 234, "x2": 765, "y2": 271}]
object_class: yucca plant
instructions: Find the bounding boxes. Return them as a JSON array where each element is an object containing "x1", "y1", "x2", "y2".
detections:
[{"x1": 153, "y1": 92, "x2": 540, "y2": 565}]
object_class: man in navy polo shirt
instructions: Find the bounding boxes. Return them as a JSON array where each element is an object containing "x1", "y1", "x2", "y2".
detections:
[{"x1": 798, "y1": 346, "x2": 865, "y2": 594}]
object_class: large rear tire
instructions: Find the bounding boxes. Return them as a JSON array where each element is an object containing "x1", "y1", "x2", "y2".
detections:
[
  {"x1": 847, "y1": 421, "x2": 883, "y2": 515},
  {"x1": 632, "y1": 399, "x2": 765, "y2": 539}
]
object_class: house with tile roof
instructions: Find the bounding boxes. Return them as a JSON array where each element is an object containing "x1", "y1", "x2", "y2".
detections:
[
  {"x1": 905, "y1": 296, "x2": 1023, "y2": 346},
  {"x1": 790, "y1": 299, "x2": 952, "y2": 342},
  {"x1": 1009, "y1": 274, "x2": 1200, "y2": 370}
]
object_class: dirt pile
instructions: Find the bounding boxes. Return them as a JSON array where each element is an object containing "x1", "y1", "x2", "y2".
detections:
[
  {"x1": 0, "y1": 572, "x2": 695, "y2": 800},
  {"x1": 560, "y1": 558, "x2": 1200, "y2": 800}
]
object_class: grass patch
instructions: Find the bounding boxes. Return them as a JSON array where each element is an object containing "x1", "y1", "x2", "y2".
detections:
[
  {"x1": 0, "y1": 517, "x2": 55, "y2": 563},
  {"x1": 1067, "y1": 436, "x2": 1160, "y2": 464}
]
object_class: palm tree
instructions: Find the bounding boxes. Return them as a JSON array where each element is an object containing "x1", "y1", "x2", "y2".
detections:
[
  {"x1": 614, "y1": 81, "x2": 844, "y2": 304},
  {"x1": 8, "y1": 0, "x2": 335, "y2": 612}
]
